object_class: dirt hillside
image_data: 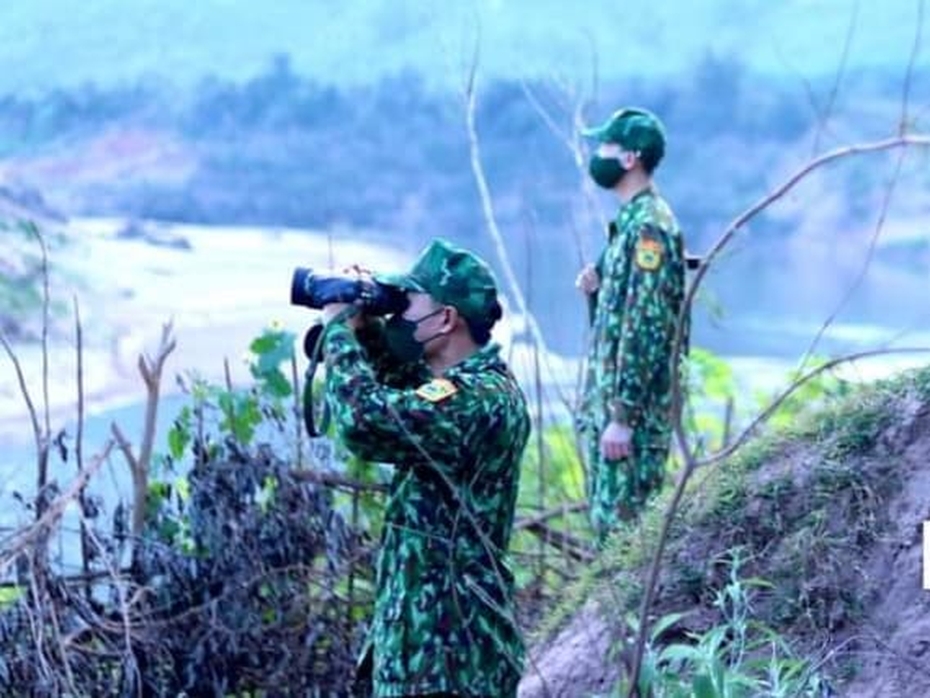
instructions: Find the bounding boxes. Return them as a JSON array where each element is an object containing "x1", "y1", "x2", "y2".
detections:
[{"x1": 520, "y1": 367, "x2": 930, "y2": 698}]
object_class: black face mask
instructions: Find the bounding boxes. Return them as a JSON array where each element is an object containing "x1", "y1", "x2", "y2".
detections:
[
  {"x1": 384, "y1": 307, "x2": 445, "y2": 363},
  {"x1": 588, "y1": 155, "x2": 627, "y2": 189}
]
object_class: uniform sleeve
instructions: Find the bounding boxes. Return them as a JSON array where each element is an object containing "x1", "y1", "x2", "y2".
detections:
[
  {"x1": 613, "y1": 225, "x2": 679, "y2": 422},
  {"x1": 322, "y1": 322, "x2": 465, "y2": 466},
  {"x1": 587, "y1": 247, "x2": 607, "y2": 326},
  {"x1": 590, "y1": 225, "x2": 631, "y2": 423}
]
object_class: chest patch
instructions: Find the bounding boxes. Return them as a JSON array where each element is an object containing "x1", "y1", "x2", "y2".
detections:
[
  {"x1": 415, "y1": 378, "x2": 458, "y2": 403},
  {"x1": 634, "y1": 234, "x2": 664, "y2": 271}
]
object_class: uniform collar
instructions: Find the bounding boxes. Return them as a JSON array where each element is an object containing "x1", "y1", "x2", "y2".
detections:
[
  {"x1": 622, "y1": 185, "x2": 656, "y2": 208},
  {"x1": 445, "y1": 342, "x2": 505, "y2": 377}
]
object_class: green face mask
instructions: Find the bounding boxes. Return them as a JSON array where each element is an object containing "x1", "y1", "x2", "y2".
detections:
[
  {"x1": 384, "y1": 307, "x2": 445, "y2": 363},
  {"x1": 588, "y1": 154, "x2": 626, "y2": 189}
]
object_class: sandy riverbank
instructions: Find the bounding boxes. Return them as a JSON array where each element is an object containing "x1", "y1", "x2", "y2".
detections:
[
  {"x1": 4, "y1": 215, "x2": 925, "y2": 453},
  {"x1": 0, "y1": 217, "x2": 419, "y2": 447}
]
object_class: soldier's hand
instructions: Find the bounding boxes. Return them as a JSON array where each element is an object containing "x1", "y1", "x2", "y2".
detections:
[
  {"x1": 600, "y1": 421, "x2": 632, "y2": 461},
  {"x1": 322, "y1": 302, "x2": 363, "y2": 329},
  {"x1": 342, "y1": 264, "x2": 374, "y2": 282},
  {"x1": 575, "y1": 264, "x2": 600, "y2": 295}
]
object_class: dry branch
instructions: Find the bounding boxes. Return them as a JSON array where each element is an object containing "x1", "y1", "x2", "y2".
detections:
[
  {"x1": 0, "y1": 331, "x2": 43, "y2": 456},
  {"x1": 518, "y1": 519, "x2": 593, "y2": 564},
  {"x1": 0, "y1": 442, "x2": 112, "y2": 577},
  {"x1": 291, "y1": 468, "x2": 387, "y2": 493},
  {"x1": 111, "y1": 322, "x2": 177, "y2": 539},
  {"x1": 514, "y1": 501, "x2": 587, "y2": 531},
  {"x1": 463, "y1": 48, "x2": 573, "y2": 413},
  {"x1": 629, "y1": 132, "x2": 930, "y2": 695}
]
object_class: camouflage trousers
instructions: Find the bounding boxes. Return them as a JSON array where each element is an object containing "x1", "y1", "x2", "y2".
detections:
[{"x1": 586, "y1": 432, "x2": 669, "y2": 545}]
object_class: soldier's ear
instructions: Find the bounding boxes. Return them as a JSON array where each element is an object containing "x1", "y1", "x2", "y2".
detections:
[
  {"x1": 621, "y1": 150, "x2": 639, "y2": 169},
  {"x1": 442, "y1": 304, "x2": 460, "y2": 332}
]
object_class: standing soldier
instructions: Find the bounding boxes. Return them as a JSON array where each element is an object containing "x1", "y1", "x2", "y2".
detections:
[
  {"x1": 320, "y1": 239, "x2": 530, "y2": 697},
  {"x1": 576, "y1": 107, "x2": 689, "y2": 545}
]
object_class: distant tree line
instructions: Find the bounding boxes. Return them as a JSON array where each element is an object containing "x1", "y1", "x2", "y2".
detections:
[
  {"x1": 1, "y1": 53, "x2": 922, "y2": 353},
  {"x1": 0, "y1": 53, "x2": 831, "y2": 240}
]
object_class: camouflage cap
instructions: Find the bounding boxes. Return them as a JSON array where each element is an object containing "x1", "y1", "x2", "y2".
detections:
[
  {"x1": 581, "y1": 107, "x2": 666, "y2": 169},
  {"x1": 376, "y1": 239, "x2": 501, "y2": 325}
]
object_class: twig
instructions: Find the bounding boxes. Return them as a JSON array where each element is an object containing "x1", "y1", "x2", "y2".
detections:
[
  {"x1": 110, "y1": 423, "x2": 136, "y2": 473},
  {"x1": 519, "y1": 519, "x2": 594, "y2": 564},
  {"x1": 670, "y1": 133, "x2": 930, "y2": 452},
  {"x1": 111, "y1": 322, "x2": 176, "y2": 540},
  {"x1": 0, "y1": 442, "x2": 112, "y2": 577},
  {"x1": 1, "y1": 226, "x2": 53, "y2": 523},
  {"x1": 797, "y1": 145, "x2": 908, "y2": 377},
  {"x1": 810, "y1": 0, "x2": 858, "y2": 155},
  {"x1": 899, "y1": 0, "x2": 925, "y2": 134},
  {"x1": 631, "y1": 133, "x2": 930, "y2": 696},
  {"x1": 48, "y1": 586, "x2": 80, "y2": 695},
  {"x1": 0, "y1": 331, "x2": 42, "y2": 455},
  {"x1": 523, "y1": 217, "x2": 548, "y2": 584},
  {"x1": 798, "y1": 4, "x2": 924, "y2": 376},
  {"x1": 25, "y1": 221, "x2": 53, "y2": 509},
  {"x1": 291, "y1": 353, "x2": 303, "y2": 469},
  {"x1": 291, "y1": 468, "x2": 387, "y2": 493},
  {"x1": 80, "y1": 521, "x2": 143, "y2": 687},
  {"x1": 24, "y1": 558, "x2": 54, "y2": 685},
  {"x1": 625, "y1": 344, "x2": 930, "y2": 697},
  {"x1": 73, "y1": 295, "x2": 92, "y2": 596},
  {"x1": 517, "y1": 76, "x2": 601, "y2": 267},
  {"x1": 514, "y1": 501, "x2": 587, "y2": 531},
  {"x1": 705, "y1": 346, "x2": 930, "y2": 469},
  {"x1": 462, "y1": 43, "x2": 573, "y2": 413},
  {"x1": 223, "y1": 356, "x2": 233, "y2": 391}
]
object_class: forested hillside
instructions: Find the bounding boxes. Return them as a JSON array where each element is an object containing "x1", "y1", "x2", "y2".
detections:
[{"x1": 2, "y1": 55, "x2": 928, "y2": 355}]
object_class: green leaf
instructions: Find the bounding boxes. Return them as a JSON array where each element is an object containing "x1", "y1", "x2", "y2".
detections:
[
  {"x1": 167, "y1": 406, "x2": 192, "y2": 460},
  {"x1": 637, "y1": 652, "x2": 658, "y2": 695},
  {"x1": 692, "y1": 673, "x2": 719, "y2": 698},
  {"x1": 262, "y1": 369, "x2": 293, "y2": 398},
  {"x1": 257, "y1": 475, "x2": 278, "y2": 513},
  {"x1": 218, "y1": 391, "x2": 261, "y2": 445},
  {"x1": 0, "y1": 586, "x2": 23, "y2": 609},
  {"x1": 650, "y1": 610, "x2": 692, "y2": 642},
  {"x1": 658, "y1": 643, "x2": 702, "y2": 667},
  {"x1": 249, "y1": 327, "x2": 296, "y2": 397},
  {"x1": 176, "y1": 476, "x2": 190, "y2": 503}
]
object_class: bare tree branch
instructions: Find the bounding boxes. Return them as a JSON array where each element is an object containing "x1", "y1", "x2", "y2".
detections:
[
  {"x1": 703, "y1": 346, "x2": 930, "y2": 469},
  {"x1": 630, "y1": 133, "x2": 930, "y2": 695},
  {"x1": 514, "y1": 501, "x2": 587, "y2": 531},
  {"x1": 796, "y1": 145, "x2": 908, "y2": 376},
  {"x1": 463, "y1": 41, "x2": 574, "y2": 413},
  {"x1": 291, "y1": 468, "x2": 388, "y2": 494},
  {"x1": 899, "y1": 0, "x2": 925, "y2": 133},
  {"x1": 0, "y1": 330, "x2": 42, "y2": 457},
  {"x1": 110, "y1": 322, "x2": 176, "y2": 540},
  {"x1": 0, "y1": 442, "x2": 112, "y2": 577},
  {"x1": 518, "y1": 520, "x2": 594, "y2": 564},
  {"x1": 72, "y1": 295, "x2": 93, "y2": 592},
  {"x1": 29, "y1": 222, "x2": 53, "y2": 502},
  {"x1": 672, "y1": 133, "x2": 930, "y2": 431},
  {"x1": 291, "y1": 352, "x2": 304, "y2": 469},
  {"x1": 811, "y1": 0, "x2": 859, "y2": 154},
  {"x1": 8, "y1": 221, "x2": 54, "y2": 517}
]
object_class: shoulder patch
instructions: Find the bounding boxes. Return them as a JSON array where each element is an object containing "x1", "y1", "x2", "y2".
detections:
[
  {"x1": 634, "y1": 229, "x2": 665, "y2": 271},
  {"x1": 415, "y1": 378, "x2": 458, "y2": 403}
]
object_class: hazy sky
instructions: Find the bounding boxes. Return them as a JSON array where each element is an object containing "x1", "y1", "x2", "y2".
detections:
[{"x1": 2, "y1": 0, "x2": 927, "y2": 94}]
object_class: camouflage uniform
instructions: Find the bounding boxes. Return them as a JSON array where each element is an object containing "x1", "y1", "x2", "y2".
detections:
[
  {"x1": 579, "y1": 109, "x2": 687, "y2": 542},
  {"x1": 322, "y1": 240, "x2": 530, "y2": 697}
]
